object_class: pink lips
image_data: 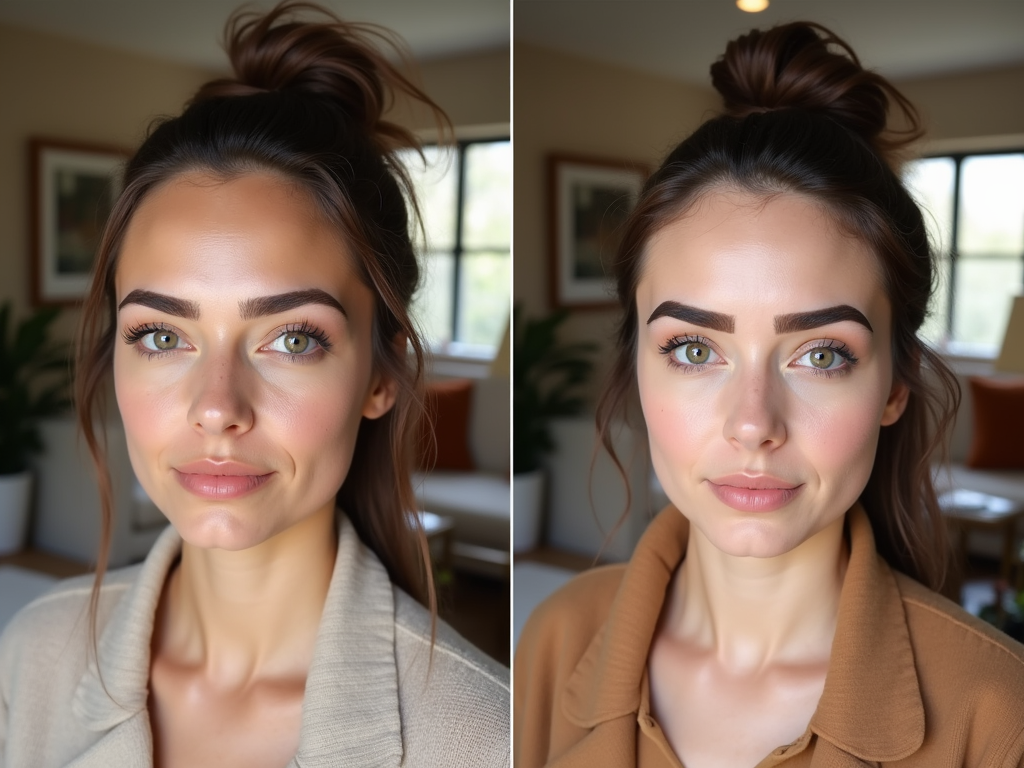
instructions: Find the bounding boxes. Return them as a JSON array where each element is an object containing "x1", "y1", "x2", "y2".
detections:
[
  {"x1": 706, "y1": 473, "x2": 803, "y2": 513},
  {"x1": 173, "y1": 459, "x2": 273, "y2": 500}
]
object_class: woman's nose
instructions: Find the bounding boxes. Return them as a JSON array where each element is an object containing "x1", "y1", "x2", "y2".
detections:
[
  {"x1": 720, "y1": 367, "x2": 787, "y2": 453},
  {"x1": 186, "y1": 350, "x2": 255, "y2": 436}
]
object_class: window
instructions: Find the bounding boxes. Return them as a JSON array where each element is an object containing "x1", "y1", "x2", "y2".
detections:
[
  {"x1": 398, "y1": 138, "x2": 511, "y2": 357},
  {"x1": 904, "y1": 151, "x2": 1024, "y2": 352}
]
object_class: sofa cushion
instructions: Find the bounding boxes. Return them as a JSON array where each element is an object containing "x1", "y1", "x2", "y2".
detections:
[
  {"x1": 413, "y1": 471, "x2": 509, "y2": 550},
  {"x1": 419, "y1": 378, "x2": 475, "y2": 471},
  {"x1": 966, "y1": 377, "x2": 1024, "y2": 470},
  {"x1": 469, "y1": 376, "x2": 510, "y2": 474}
]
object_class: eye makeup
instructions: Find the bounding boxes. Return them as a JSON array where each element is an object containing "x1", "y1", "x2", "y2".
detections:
[
  {"x1": 120, "y1": 319, "x2": 334, "y2": 361},
  {"x1": 656, "y1": 334, "x2": 861, "y2": 377}
]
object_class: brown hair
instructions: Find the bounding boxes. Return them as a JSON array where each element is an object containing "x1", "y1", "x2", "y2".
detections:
[
  {"x1": 596, "y1": 22, "x2": 958, "y2": 590},
  {"x1": 75, "y1": 1, "x2": 449, "y2": 637}
]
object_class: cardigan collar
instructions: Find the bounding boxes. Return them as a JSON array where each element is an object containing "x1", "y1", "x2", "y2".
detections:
[
  {"x1": 70, "y1": 514, "x2": 404, "y2": 768},
  {"x1": 562, "y1": 503, "x2": 925, "y2": 763}
]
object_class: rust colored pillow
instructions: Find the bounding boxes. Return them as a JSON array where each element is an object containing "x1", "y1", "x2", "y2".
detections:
[
  {"x1": 966, "y1": 377, "x2": 1024, "y2": 470},
  {"x1": 419, "y1": 378, "x2": 475, "y2": 471}
]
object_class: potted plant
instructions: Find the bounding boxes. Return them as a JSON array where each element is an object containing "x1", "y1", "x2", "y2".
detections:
[
  {"x1": 512, "y1": 305, "x2": 595, "y2": 552},
  {"x1": 0, "y1": 303, "x2": 72, "y2": 555}
]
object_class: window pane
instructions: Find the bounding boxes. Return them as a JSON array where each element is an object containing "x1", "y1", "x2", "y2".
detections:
[
  {"x1": 457, "y1": 251, "x2": 510, "y2": 347},
  {"x1": 957, "y1": 154, "x2": 1024, "y2": 258},
  {"x1": 398, "y1": 146, "x2": 458, "y2": 252},
  {"x1": 412, "y1": 252, "x2": 454, "y2": 346},
  {"x1": 462, "y1": 141, "x2": 511, "y2": 250},
  {"x1": 952, "y1": 258, "x2": 1024, "y2": 347},
  {"x1": 904, "y1": 157, "x2": 955, "y2": 257}
]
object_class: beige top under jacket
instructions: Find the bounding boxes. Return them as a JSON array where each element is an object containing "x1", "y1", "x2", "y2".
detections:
[
  {"x1": 0, "y1": 514, "x2": 510, "y2": 767},
  {"x1": 515, "y1": 504, "x2": 1024, "y2": 767}
]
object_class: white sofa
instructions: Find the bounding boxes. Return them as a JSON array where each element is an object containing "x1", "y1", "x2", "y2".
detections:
[{"x1": 412, "y1": 375, "x2": 510, "y2": 571}]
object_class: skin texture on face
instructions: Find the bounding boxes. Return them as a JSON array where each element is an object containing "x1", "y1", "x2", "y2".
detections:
[
  {"x1": 113, "y1": 171, "x2": 396, "y2": 553},
  {"x1": 636, "y1": 189, "x2": 909, "y2": 561}
]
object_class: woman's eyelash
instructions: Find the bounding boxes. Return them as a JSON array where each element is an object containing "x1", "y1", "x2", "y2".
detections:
[
  {"x1": 658, "y1": 334, "x2": 710, "y2": 356},
  {"x1": 122, "y1": 322, "x2": 173, "y2": 346}
]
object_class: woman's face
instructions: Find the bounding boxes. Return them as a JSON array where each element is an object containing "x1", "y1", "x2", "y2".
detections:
[
  {"x1": 635, "y1": 189, "x2": 908, "y2": 559},
  {"x1": 113, "y1": 172, "x2": 395, "y2": 551}
]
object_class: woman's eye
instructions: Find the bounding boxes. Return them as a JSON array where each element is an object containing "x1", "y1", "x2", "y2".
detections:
[
  {"x1": 672, "y1": 342, "x2": 717, "y2": 366},
  {"x1": 797, "y1": 346, "x2": 843, "y2": 370},
  {"x1": 141, "y1": 330, "x2": 181, "y2": 351},
  {"x1": 268, "y1": 331, "x2": 321, "y2": 355}
]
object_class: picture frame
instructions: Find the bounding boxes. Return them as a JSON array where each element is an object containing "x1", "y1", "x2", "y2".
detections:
[
  {"x1": 30, "y1": 138, "x2": 130, "y2": 306},
  {"x1": 547, "y1": 154, "x2": 648, "y2": 309}
]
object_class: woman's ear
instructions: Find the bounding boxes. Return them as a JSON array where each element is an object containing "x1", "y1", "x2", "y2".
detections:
[
  {"x1": 361, "y1": 334, "x2": 405, "y2": 420},
  {"x1": 880, "y1": 379, "x2": 910, "y2": 426},
  {"x1": 362, "y1": 371, "x2": 398, "y2": 420}
]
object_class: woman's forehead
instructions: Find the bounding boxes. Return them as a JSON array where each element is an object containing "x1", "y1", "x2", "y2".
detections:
[
  {"x1": 637, "y1": 190, "x2": 890, "y2": 329},
  {"x1": 115, "y1": 171, "x2": 357, "y2": 300}
]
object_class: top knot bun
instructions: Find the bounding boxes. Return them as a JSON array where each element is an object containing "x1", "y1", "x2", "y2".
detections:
[
  {"x1": 191, "y1": 1, "x2": 446, "y2": 154},
  {"x1": 710, "y1": 22, "x2": 922, "y2": 161}
]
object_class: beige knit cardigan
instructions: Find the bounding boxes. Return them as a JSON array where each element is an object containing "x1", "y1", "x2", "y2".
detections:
[{"x1": 0, "y1": 515, "x2": 509, "y2": 767}]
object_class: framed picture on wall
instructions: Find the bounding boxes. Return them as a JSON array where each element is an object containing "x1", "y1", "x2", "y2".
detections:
[
  {"x1": 547, "y1": 154, "x2": 647, "y2": 309},
  {"x1": 30, "y1": 138, "x2": 130, "y2": 306}
]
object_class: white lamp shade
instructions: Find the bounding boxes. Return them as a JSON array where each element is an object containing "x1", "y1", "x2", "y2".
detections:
[{"x1": 995, "y1": 295, "x2": 1024, "y2": 373}]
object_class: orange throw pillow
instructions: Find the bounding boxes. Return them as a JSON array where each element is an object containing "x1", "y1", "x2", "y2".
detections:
[
  {"x1": 966, "y1": 377, "x2": 1024, "y2": 470},
  {"x1": 419, "y1": 378, "x2": 476, "y2": 471}
]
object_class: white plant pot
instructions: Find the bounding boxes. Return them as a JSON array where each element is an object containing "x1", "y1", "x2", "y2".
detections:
[
  {"x1": 513, "y1": 469, "x2": 545, "y2": 553},
  {"x1": 0, "y1": 471, "x2": 33, "y2": 556}
]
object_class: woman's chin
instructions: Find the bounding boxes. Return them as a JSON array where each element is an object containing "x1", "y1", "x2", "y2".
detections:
[{"x1": 170, "y1": 509, "x2": 282, "y2": 552}]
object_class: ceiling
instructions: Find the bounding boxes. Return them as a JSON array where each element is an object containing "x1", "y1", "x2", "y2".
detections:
[
  {"x1": 0, "y1": 0, "x2": 509, "y2": 72},
  {"x1": 515, "y1": 0, "x2": 1024, "y2": 86}
]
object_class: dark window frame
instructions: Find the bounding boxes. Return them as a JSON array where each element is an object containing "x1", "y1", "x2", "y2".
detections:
[{"x1": 910, "y1": 147, "x2": 1024, "y2": 345}]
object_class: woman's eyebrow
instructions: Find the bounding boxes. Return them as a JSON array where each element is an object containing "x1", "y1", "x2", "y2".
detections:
[
  {"x1": 239, "y1": 289, "x2": 347, "y2": 320},
  {"x1": 116, "y1": 288, "x2": 347, "y2": 321},
  {"x1": 647, "y1": 301, "x2": 734, "y2": 332},
  {"x1": 118, "y1": 290, "x2": 200, "y2": 320},
  {"x1": 646, "y1": 301, "x2": 873, "y2": 334},
  {"x1": 774, "y1": 305, "x2": 873, "y2": 334}
]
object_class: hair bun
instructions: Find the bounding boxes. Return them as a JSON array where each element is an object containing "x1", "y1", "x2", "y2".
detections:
[
  {"x1": 710, "y1": 21, "x2": 922, "y2": 159},
  {"x1": 191, "y1": 1, "x2": 445, "y2": 154}
]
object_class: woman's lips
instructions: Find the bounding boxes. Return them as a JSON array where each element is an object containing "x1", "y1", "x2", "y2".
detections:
[
  {"x1": 173, "y1": 460, "x2": 273, "y2": 500},
  {"x1": 706, "y1": 474, "x2": 803, "y2": 512}
]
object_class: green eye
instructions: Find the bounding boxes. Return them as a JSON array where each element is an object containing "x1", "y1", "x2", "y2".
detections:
[
  {"x1": 674, "y1": 342, "x2": 711, "y2": 365},
  {"x1": 283, "y1": 333, "x2": 310, "y2": 354},
  {"x1": 149, "y1": 331, "x2": 178, "y2": 351},
  {"x1": 808, "y1": 348, "x2": 836, "y2": 369}
]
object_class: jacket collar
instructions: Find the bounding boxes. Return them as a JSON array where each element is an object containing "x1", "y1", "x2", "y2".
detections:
[
  {"x1": 71, "y1": 515, "x2": 404, "y2": 768},
  {"x1": 562, "y1": 503, "x2": 925, "y2": 763}
]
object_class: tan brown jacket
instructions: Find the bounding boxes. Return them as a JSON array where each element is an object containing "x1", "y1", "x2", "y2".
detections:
[{"x1": 515, "y1": 505, "x2": 1024, "y2": 767}]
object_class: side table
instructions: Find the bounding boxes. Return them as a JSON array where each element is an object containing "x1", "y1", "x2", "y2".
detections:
[{"x1": 939, "y1": 489, "x2": 1024, "y2": 599}]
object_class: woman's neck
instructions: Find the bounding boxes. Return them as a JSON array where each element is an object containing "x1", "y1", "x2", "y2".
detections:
[
  {"x1": 153, "y1": 504, "x2": 338, "y2": 688},
  {"x1": 662, "y1": 513, "x2": 849, "y2": 672}
]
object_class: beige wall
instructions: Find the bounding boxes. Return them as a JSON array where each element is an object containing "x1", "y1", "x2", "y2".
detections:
[
  {"x1": 898, "y1": 63, "x2": 1024, "y2": 142},
  {"x1": 513, "y1": 43, "x2": 718, "y2": 396},
  {"x1": 0, "y1": 21, "x2": 508, "y2": 344},
  {"x1": 0, "y1": 23, "x2": 214, "y2": 340}
]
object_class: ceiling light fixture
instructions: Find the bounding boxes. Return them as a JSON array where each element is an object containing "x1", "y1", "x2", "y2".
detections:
[{"x1": 737, "y1": 0, "x2": 769, "y2": 11}]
